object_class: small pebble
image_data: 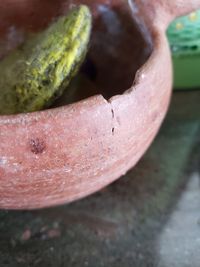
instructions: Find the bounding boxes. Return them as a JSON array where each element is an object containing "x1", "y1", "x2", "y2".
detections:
[
  {"x1": 21, "y1": 229, "x2": 31, "y2": 241},
  {"x1": 47, "y1": 229, "x2": 61, "y2": 238}
]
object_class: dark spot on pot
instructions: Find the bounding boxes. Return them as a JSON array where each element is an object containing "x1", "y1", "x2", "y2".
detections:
[
  {"x1": 29, "y1": 138, "x2": 46, "y2": 154},
  {"x1": 152, "y1": 111, "x2": 159, "y2": 122}
]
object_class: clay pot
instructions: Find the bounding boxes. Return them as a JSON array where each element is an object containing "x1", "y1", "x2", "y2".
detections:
[{"x1": 0, "y1": 0, "x2": 199, "y2": 209}]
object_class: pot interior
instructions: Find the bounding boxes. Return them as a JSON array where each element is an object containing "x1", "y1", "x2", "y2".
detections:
[{"x1": 0, "y1": 0, "x2": 153, "y2": 110}]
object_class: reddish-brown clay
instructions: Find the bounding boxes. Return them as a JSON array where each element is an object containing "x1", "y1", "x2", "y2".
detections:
[{"x1": 0, "y1": 0, "x2": 200, "y2": 209}]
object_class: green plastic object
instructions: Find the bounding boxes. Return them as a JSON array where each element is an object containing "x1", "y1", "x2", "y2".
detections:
[{"x1": 167, "y1": 10, "x2": 200, "y2": 89}]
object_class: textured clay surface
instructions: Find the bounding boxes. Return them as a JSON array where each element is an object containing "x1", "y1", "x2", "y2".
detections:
[{"x1": 0, "y1": 0, "x2": 200, "y2": 209}]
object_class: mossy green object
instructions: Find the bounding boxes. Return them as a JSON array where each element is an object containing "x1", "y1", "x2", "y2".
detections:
[
  {"x1": 0, "y1": 5, "x2": 92, "y2": 115},
  {"x1": 167, "y1": 10, "x2": 200, "y2": 89}
]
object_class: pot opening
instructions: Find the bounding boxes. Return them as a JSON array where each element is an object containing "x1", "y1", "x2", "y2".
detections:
[{"x1": 0, "y1": 0, "x2": 153, "y2": 115}]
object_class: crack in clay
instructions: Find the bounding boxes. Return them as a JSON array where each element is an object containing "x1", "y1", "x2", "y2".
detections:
[
  {"x1": 107, "y1": 99, "x2": 116, "y2": 136},
  {"x1": 112, "y1": 127, "x2": 115, "y2": 135},
  {"x1": 111, "y1": 106, "x2": 115, "y2": 135}
]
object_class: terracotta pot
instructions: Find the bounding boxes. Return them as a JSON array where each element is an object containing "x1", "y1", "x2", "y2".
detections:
[{"x1": 0, "y1": 0, "x2": 199, "y2": 209}]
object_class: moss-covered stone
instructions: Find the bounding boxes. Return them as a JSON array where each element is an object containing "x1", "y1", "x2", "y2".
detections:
[{"x1": 0, "y1": 5, "x2": 92, "y2": 115}]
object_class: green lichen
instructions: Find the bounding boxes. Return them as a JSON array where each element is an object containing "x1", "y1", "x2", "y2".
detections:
[{"x1": 0, "y1": 5, "x2": 92, "y2": 115}]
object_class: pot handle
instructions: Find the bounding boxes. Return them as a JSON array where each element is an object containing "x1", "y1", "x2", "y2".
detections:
[
  {"x1": 162, "y1": 0, "x2": 200, "y2": 19},
  {"x1": 131, "y1": 0, "x2": 200, "y2": 28}
]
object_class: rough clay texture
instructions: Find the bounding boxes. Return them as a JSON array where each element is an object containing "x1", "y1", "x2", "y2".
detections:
[{"x1": 0, "y1": 0, "x2": 200, "y2": 209}]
